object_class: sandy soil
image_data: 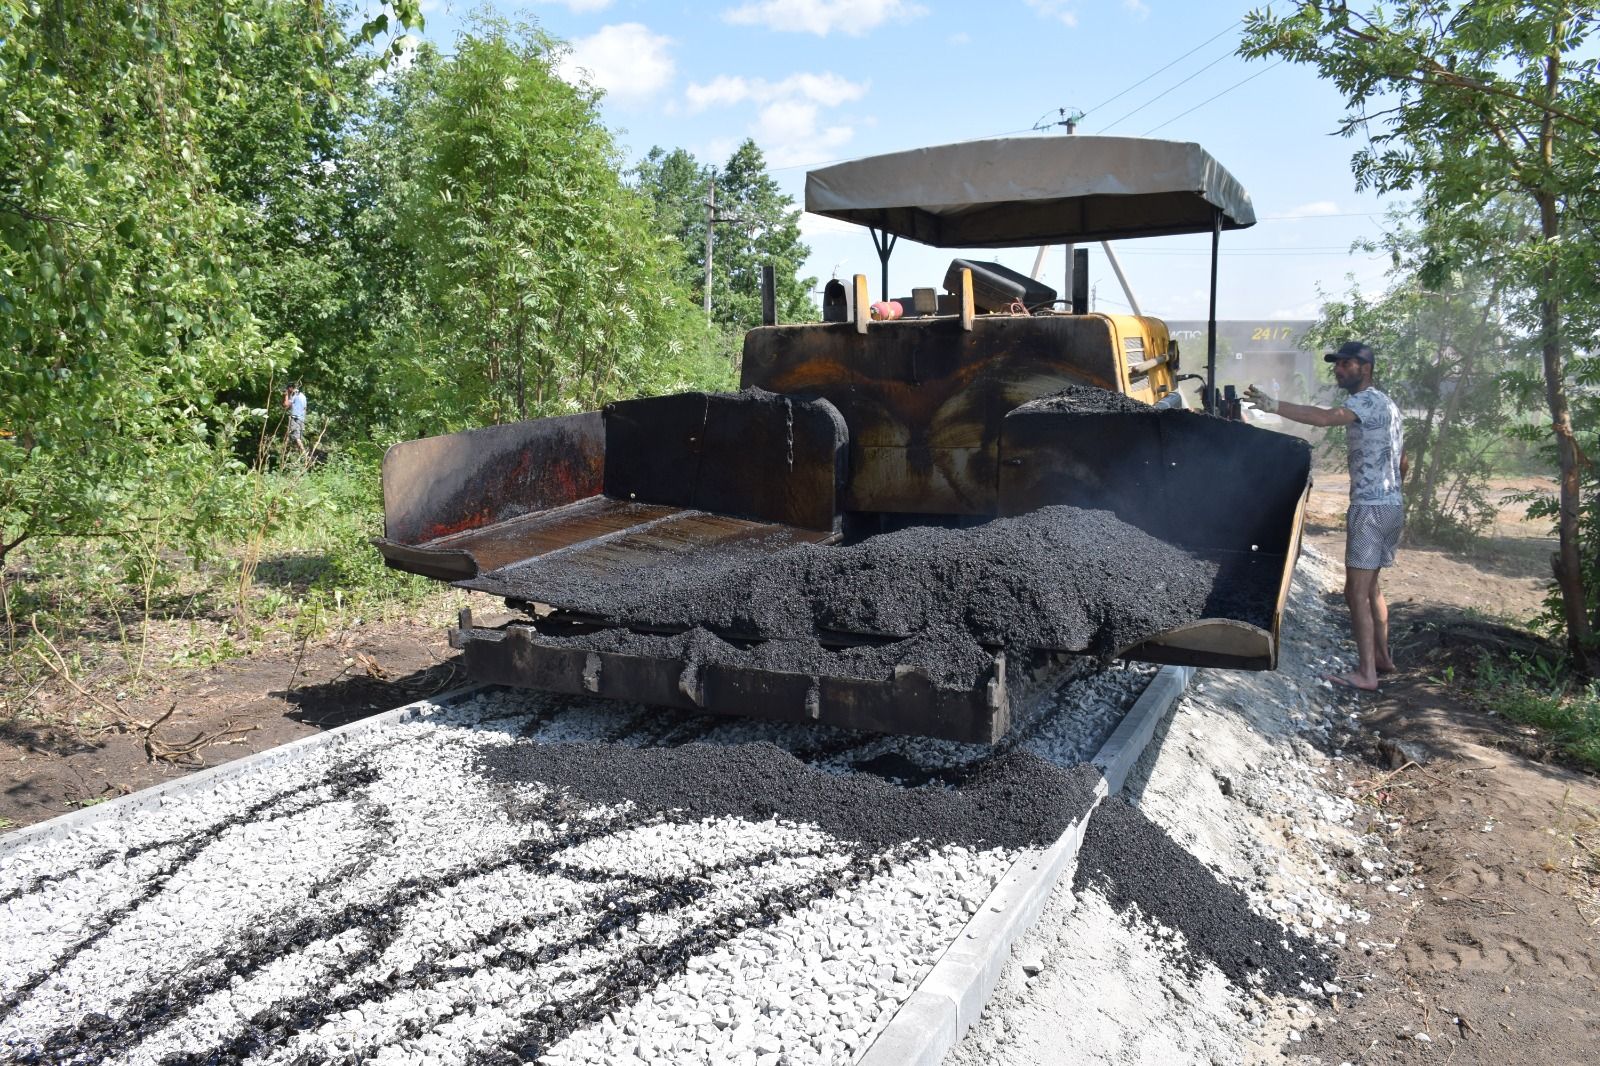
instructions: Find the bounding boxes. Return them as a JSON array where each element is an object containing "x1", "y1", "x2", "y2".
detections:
[{"x1": 1303, "y1": 474, "x2": 1555, "y2": 622}]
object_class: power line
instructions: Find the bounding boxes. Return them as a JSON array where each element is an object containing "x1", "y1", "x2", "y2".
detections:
[
  {"x1": 1078, "y1": 19, "x2": 1243, "y2": 121},
  {"x1": 1141, "y1": 59, "x2": 1286, "y2": 136},
  {"x1": 1097, "y1": 48, "x2": 1239, "y2": 134},
  {"x1": 1115, "y1": 249, "x2": 1385, "y2": 257}
]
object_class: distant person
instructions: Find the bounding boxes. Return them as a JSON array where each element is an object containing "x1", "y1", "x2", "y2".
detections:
[
  {"x1": 1245, "y1": 341, "x2": 1406, "y2": 691},
  {"x1": 283, "y1": 384, "x2": 307, "y2": 456}
]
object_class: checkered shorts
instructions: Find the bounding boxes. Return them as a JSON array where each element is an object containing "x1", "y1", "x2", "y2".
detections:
[{"x1": 1346, "y1": 503, "x2": 1403, "y2": 570}]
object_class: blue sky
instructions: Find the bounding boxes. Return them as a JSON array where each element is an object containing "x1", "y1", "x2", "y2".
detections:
[{"x1": 389, "y1": 0, "x2": 1402, "y2": 321}]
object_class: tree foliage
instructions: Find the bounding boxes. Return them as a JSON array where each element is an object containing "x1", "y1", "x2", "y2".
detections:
[
  {"x1": 359, "y1": 21, "x2": 730, "y2": 434},
  {"x1": 1, "y1": 1, "x2": 753, "y2": 572},
  {"x1": 0, "y1": 1, "x2": 289, "y2": 565},
  {"x1": 1242, "y1": 1, "x2": 1600, "y2": 665},
  {"x1": 634, "y1": 139, "x2": 816, "y2": 335}
]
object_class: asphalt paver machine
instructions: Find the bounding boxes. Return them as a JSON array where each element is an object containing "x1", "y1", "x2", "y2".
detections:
[{"x1": 374, "y1": 136, "x2": 1312, "y2": 743}]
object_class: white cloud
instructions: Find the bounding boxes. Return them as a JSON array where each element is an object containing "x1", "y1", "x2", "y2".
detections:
[
  {"x1": 685, "y1": 70, "x2": 867, "y2": 167},
  {"x1": 535, "y1": 0, "x2": 615, "y2": 11},
  {"x1": 1283, "y1": 200, "x2": 1341, "y2": 217},
  {"x1": 755, "y1": 100, "x2": 855, "y2": 166},
  {"x1": 685, "y1": 72, "x2": 868, "y2": 112},
  {"x1": 1123, "y1": 0, "x2": 1150, "y2": 18},
  {"x1": 556, "y1": 23, "x2": 675, "y2": 105},
  {"x1": 722, "y1": 0, "x2": 928, "y2": 37},
  {"x1": 1024, "y1": 0, "x2": 1079, "y2": 26},
  {"x1": 948, "y1": 31, "x2": 971, "y2": 45}
]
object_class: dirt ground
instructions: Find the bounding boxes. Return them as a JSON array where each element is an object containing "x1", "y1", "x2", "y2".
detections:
[{"x1": 1299, "y1": 476, "x2": 1600, "y2": 1064}]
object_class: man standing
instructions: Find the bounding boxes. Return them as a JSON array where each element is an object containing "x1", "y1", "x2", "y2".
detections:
[
  {"x1": 283, "y1": 384, "x2": 308, "y2": 456},
  {"x1": 1245, "y1": 341, "x2": 1406, "y2": 691}
]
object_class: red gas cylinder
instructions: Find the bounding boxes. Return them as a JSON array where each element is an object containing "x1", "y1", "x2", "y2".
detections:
[{"x1": 869, "y1": 300, "x2": 904, "y2": 321}]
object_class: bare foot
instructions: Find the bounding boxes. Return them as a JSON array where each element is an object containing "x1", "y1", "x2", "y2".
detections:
[
  {"x1": 1376, "y1": 659, "x2": 1397, "y2": 674},
  {"x1": 1324, "y1": 671, "x2": 1380, "y2": 692}
]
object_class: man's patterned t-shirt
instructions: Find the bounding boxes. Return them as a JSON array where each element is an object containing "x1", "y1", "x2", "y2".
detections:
[{"x1": 1344, "y1": 387, "x2": 1403, "y2": 506}]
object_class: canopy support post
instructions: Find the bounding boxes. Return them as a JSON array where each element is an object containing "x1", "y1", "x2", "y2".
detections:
[
  {"x1": 1100, "y1": 241, "x2": 1141, "y2": 316},
  {"x1": 1206, "y1": 207, "x2": 1221, "y2": 414},
  {"x1": 869, "y1": 227, "x2": 898, "y2": 301}
]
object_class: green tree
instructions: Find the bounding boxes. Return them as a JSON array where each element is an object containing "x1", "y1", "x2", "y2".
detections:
[
  {"x1": 376, "y1": 19, "x2": 725, "y2": 432},
  {"x1": 0, "y1": 1, "x2": 282, "y2": 566},
  {"x1": 634, "y1": 145, "x2": 711, "y2": 290},
  {"x1": 0, "y1": 0, "x2": 427, "y2": 566},
  {"x1": 1242, "y1": 1, "x2": 1600, "y2": 666},
  {"x1": 194, "y1": 1, "x2": 381, "y2": 442}
]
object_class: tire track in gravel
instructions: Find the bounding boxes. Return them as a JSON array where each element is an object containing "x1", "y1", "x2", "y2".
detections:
[
  {"x1": 134, "y1": 827, "x2": 871, "y2": 1065},
  {"x1": 344, "y1": 845, "x2": 876, "y2": 1066},
  {"x1": 478, "y1": 846, "x2": 900, "y2": 1065},
  {"x1": 0, "y1": 759, "x2": 387, "y2": 1028}
]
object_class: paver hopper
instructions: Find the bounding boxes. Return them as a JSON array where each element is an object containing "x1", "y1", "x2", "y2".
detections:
[{"x1": 374, "y1": 137, "x2": 1312, "y2": 743}]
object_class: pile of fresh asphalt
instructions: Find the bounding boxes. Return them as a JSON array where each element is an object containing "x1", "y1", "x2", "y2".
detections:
[
  {"x1": 475, "y1": 381, "x2": 1286, "y2": 671},
  {"x1": 1073, "y1": 795, "x2": 1334, "y2": 996},
  {"x1": 478, "y1": 741, "x2": 1101, "y2": 851},
  {"x1": 1009, "y1": 382, "x2": 1152, "y2": 414},
  {"x1": 496, "y1": 505, "x2": 1225, "y2": 662}
]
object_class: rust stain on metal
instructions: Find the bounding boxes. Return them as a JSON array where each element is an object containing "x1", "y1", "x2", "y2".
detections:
[{"x1": 741, "y1": 316, "x2": 1129, "y2": 514}]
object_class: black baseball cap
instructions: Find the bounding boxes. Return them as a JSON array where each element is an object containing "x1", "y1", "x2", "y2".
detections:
[{"x1": 1324, "y1": 340, "x2": 1374, "y2": 364}]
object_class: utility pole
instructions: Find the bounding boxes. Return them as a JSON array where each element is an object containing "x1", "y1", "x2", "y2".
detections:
[
  {"x1": 1029, "y1": 107, "x2": 1085, "y2": 308},
  {"x1": 703, "y1": 170, "x2": 717, "y2": 317},
  {"x1": 702, "y1": 168, "x2": 745, "y2": 319}
]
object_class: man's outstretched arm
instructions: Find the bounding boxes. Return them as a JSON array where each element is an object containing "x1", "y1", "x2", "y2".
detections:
[{"x1": 1243, "y1": 384, "x2": 1356, "y2": 428}]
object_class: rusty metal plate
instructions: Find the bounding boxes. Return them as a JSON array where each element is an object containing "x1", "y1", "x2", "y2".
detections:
[
  {"x1": 374, "y1": 497, "x2": 683, "y2": 580},
  {"x1": 456, "y1": 508, "x2": 837, "y2": 614},
  {"x1": 381, "y1": 412, "x2": 603, "y2": 546}
]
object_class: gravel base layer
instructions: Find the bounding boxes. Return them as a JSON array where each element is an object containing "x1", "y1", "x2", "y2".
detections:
[
  {"x1": 0, "y1": 663, "x2": 1150, "y2": 1066},
  {"x1": 483, "y1": 504, "x2": 1275, "y2": 660}
]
